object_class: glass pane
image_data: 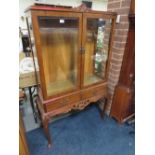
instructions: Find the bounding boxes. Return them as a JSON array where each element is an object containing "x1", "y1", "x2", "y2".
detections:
[
  {"x1": 38, "y1": 16, "x2": 79, "y2": 96},
  {"x1": 84, "y1": 18, "x2": 112, "y2": 86}
]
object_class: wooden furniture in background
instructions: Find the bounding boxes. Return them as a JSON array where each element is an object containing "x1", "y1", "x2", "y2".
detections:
[
  {"x1": 19, "y1": 91, "x2": 29, "y2": 155},
  {"x1": 110, "y1": 0, "x2": 135, "y2": 123},
  {"x1": 19, "y1": 115, "x2": 30, "y2": 155},
  {"x1": 25, "y1": 4, "x2": 116, "y2": 148}
]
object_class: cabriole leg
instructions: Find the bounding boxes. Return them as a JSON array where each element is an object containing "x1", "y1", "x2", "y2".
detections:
[{"x1": 42, "y1": 115, "x2": 52, "y2": 148}]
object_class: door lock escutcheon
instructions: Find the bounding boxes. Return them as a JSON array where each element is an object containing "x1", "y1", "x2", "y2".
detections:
[{"x1": 80, "y1": 47, "x2": 85, "y2": 54}]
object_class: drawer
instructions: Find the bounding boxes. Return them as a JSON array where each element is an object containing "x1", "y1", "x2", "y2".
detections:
[
  {"x1": 81, "y1": 85, "x2": 107, "y2": 100},
  {"x1": 45, "y1": 92, "x2": 80, "y2": 112}
]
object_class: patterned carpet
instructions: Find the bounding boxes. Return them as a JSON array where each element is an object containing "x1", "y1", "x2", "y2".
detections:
[{"x1": 26, "y1": 104, "x2": 135, "y2": 155}]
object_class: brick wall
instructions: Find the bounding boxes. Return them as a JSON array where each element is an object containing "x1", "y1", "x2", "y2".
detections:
[{"x1": 101, "y1": 0, "x2": 132, "y2": 115}]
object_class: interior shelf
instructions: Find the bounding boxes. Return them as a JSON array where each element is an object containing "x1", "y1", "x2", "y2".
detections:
[
  {"x1": 84, "y1": 74, "x2": 103, "y2": 86},
  {"x1": 46, "y1": 79, "x2": 76, "y2": 95}
]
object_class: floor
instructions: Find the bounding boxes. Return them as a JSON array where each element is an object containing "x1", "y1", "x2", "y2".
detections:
[
  {"x1": 20, "y1": 88, "x2": 70, "y2": 132},
  {"x1": 20, "y1": 88, "x2": 40, "y2": 132},
  {"x1": 26, "y1": 105, "x2": 135, "y2": 155}
]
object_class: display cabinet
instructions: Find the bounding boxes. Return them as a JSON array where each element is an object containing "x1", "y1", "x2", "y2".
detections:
[{"x1": 25, "y1": 4, "x2": 116, "y2": 148}]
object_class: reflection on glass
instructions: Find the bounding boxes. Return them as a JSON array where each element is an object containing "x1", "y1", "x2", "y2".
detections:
[
  {"x1": 38, "y1": 16, "x2": 79, "y2": 96},
  {"x1": 84, "y1": 18, "x2": 112, "y2": 86}
]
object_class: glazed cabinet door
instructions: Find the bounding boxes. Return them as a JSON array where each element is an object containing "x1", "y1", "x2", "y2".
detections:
[
  {"x1": 31, "y1": 11, "x2": 82, "y2": 99},
  {"x1": 81, "y1": 13, "x2": 114, "y2": 87}
]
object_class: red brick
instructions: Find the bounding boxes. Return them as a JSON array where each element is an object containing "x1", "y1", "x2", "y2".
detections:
[
  {"x1": 108, "y1": 78, "x2": 119, "y2": 86},
  {"x1": 104, "y1": 36, "x2": 111, "y2": 41},
  {"x1": 106, "y1": 103, "x2": 113, "y2": 113},
  {"x1": 108, "y1": 83, "x2": 116, "y2": 89},
  {"x1": 112, "y1": 47, "x2": 124, "y2": 54},
  {"x1": 108, "y1": 75, "x2": 118, "y2": 82},
  {"x1": 108, "y1": 79, "x2": 119, "y2": 86},
  {"x1": 109, "y1": 90, "x2": 114, "y2": 96},
  {"x1": 121, "y1": 0, "x2": 131, "y2": 8},
  {"x1": 108, "y1": 85, "x2": 117, "y2": 92},
  {"x1": 104, "y1": 24, "x2": 112, "y2": 29},
  {"x1": 110, "y1": 62, "x2": 122, "y2": 68},
  {"x1": 113, "y1": 44, "x2": 125, "y2": 50},
  {"x1": 111, "y1": 64, "x2": 122, "y2": 71},
  {"x1": 115, "y1": 22, "x2": 129, "y2": 29},
  {"x1": 107, "y1": 103, "x2": 113, "y2": 110},
  {"x1": 108, "y1": 82, "x2": 116, "y2": 87},
  {"x1": 103, "y1": 39, "x2": 110, "y2": 45},
  {"x1": 105, "y1": 21, "x2": 112, "y2": 26},
  {"x1": 107, "y1": 88, "x2": 114, "y2": 94},
  {"x1": 108, "y1": 8, "x2": 114, "y2": 12},
  {"x1": 108, "y1": 71, "x2": 120, "y2": 80},
  {"x1": 115, "y1": 29, "x2": 128, "y2": 35},
  {"x1": 108, "y1": 6, "x2": 130, "y2": 13},
  {"x1": 107, "y1": 86, "x2": 115, "y2": 94},
  {"x1": 114, "y1": 34, "x2": 128, "y2": 42},
  {"x1": 108, "y1": 2, "x2": 121, "y2": 9},
  {"x1": 104, "y1": 27, "x2": 111, "y2": 33},
  {"x1": 110, "y1": 68, "x2": 121, "y2": 74},
  {"x1": 108, "y1": 77, "x2": 118, "y2": 84},
  {"x1": 112, "y1": 52, "x2": 124, "y2": 60},
  {"x1": 105, "y1": 33, "x2": 110, "y2": 38},
  {"x1": 103, "y1": 38, "x2": 110, "y2": 45},
  {"x1": 113, "y1": 41, "x2": 127, "y2": 49},
  {"x1": 111, "y1": 58, "x2": 123, "y2": 65},
  {"x1": 108, "y1": 80, "x2": 117, "y2": 87},
  {"x1": 107, "y1": 92, "x2": 114, "y2": 98},
  {"x1": 113, "y1": 45, "x2": 126, "y2": 51},
  {"x1": 106, "y1": 0, "x2": 131, "y2": 115},
  {"x1": 107, "y1": 84, "x2": 115, "y2": 90},
  {"x1": 107, "y1": 87, "x2": 115, "y2": 94},
  {"x1": 114, "y1": 34, "x2": 127, "y2": 40},
  {"x1": 114, "y1": 7, "x2": 130, "y2": 15},
  {"x1": 120, "y1": 15, "x2": 129, "y2": 22},
  {"x1": 108, "y1": 0, "x2": 121, "y2": 4},
  {"x1": 109, "y1": 72, "x2": 120, "y2": 79}
]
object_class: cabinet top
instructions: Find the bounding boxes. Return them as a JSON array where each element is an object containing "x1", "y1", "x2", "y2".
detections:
[{"x1": 25, "y1": 4, "x2": 117, "y2": 16}]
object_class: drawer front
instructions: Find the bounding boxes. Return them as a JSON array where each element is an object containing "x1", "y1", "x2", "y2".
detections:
[
  {"x1": 81, "y1": 85, "x2": 107, "y2": 100},
  {"x1": 46, "y1": 93, "x2": 80, "y2": 112}
]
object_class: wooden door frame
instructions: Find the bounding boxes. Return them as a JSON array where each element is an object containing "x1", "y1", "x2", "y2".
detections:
[
  {"x1": 31, "y1": 10, "x2": 83, "y2": 100},
  {"x1": 81, "y1": 12, "x2": 116, "y2": 89}
]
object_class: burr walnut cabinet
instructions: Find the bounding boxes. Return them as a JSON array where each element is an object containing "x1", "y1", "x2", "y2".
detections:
[{"x1": 25, "y1": 4, "x2": 116, "y2": 148}]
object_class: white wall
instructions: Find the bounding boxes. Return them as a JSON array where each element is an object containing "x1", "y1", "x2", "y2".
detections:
[
  {"x1": 19, "y1": 0, "x2": 108, "y2": 29},
  {"x1": 19, "y1": 0, "x2": 35, "y2": 29}
]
